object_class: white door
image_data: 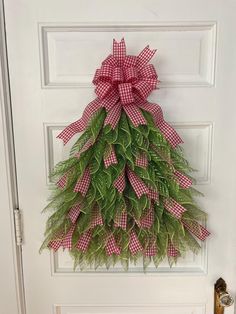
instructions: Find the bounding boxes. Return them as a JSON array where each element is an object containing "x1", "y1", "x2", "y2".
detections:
[{"x1": 4, "y1": 1, "x2": 236, "y2": 313}]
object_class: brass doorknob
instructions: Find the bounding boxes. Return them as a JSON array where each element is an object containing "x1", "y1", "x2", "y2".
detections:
[{"x1": 214, "y1": 278, "x2": 234, "y2": 314}]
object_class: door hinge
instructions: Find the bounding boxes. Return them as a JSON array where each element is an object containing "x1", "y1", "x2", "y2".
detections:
[{"x1": 14, "y1": 209, "x2": 23, "y2": 246}]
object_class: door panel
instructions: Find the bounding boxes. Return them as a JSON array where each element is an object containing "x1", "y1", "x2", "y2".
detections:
[{"x1": 4, "y1": 0, "x2": 236, "y2": 313}]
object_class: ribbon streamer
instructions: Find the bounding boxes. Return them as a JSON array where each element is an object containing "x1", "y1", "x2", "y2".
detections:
[
  {"x1": 114, "y1": 211, "x2": 127, "y2": 230},
  {"x1": 129, "y1": 230, "x2": 143, "y2": 255},
  {"x1": 127, "y1": 168, "x2": 149, "y2": 198},
  {"x1": 68, "y1": 204, "x2": 81, "y2": 224},
  {"x1": 174, "y1": 170, "x2": 192, "y2": 189},
  {"x1": 135, "y1": 152, "x2": 148, "y2": 168},
  {"x1": 113, "y1": 171, "x2": 126, "y2": 193},
  {"x1": 104, "y1": 145, "x2": 118, "y2": 168},
  {"x1": 167, "y1": 240, "x2": 179, "y2": 257},
  {"x1": 182, "y1": 220, "x2": 210, "y2": 241},
  {"x1": 145, "y1": 237, "x2": 158, "y2": 256},
  {"x1": 90, "y1": 207, "x2": 103, "y2": 228},
  {"x1": 140, "y1": 206, "x2": 154, "y2": 228},
  {"x1": 57, "y1": 172, "x2": 68, "y2": 189},
  {"x1": 74, "y1": 167, "x2": 91, "y2": 196},
  {"x1": 164, "y1": 198, "x2": 186, "y2": 219},
  {"x1": 77, "y1": 230, "x2": 93, "y2": 252},
  {"x1": 106, "y1": 234, "x2": 121, "y2": 256},
  {"x1": 62, "y1": 225, "x2": 75, "y2": 250}
]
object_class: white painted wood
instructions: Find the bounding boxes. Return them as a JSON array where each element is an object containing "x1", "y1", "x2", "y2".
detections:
[
  {"x1": 54, "y1": 304, "x2": 206, "y2": 314},
  {"x1": 0, "y1": 1, "x2": 25, "y2": 313},
  {"x1": 3, "y1": 0, "x2": 236, "y2": 313},
  {"x1": 39, "y1": 22, "x2": 216, "y2": 88}
]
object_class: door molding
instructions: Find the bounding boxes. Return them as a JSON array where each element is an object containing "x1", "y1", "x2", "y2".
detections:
[{"x1": 0, "y1": 1, "x2": 26, "y2": 313}]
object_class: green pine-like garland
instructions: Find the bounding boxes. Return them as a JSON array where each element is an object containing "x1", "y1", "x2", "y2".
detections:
[{"x1": 41, "y1": 108, "x2": 207, "y2": 271}]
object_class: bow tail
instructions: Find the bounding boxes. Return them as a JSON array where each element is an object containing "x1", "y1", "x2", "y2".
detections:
[
  {"x1": 139, "y1": 102, "x2": 183, "y2": 148},
  {"x1": 57, "y1": 98, "x2": 102, "y2": 145},
  {"x1": 123, "y1": 104, "x2": 146, "y2": 127}
]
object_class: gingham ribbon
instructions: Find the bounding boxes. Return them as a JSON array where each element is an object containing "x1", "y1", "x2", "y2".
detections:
[
  {"x1": 57, "y1": 172, "x2": 68, "y2": 189},
  {"x1": 68, "y1": 203, "x2": 81, "y2": 224},
  {"x1": 148, "y1": 188, "x2": 159, "y2": 202},
  {"x1": 104, "y1": 145, "x2": 118, "y2": 168},
  {"x1": 105, "y1": 234, "x2": 121, "y2": 255},
  {"x1": 48, "y1": 236, "x2": 63, "y2": 251},
  {"x1": 174, "y1": 170, "x2": 192, "y2": 189},
  {"x1": 145, "y1": 237, "x2": 158, "y2": 256},
  {"x1": 164, "y1": 198, "x2": 186, "y2": 219},
  {"x1": 90, "y1": 207, "x2": 103, "y2": 228},
  {"x1": 62, "y1": 225, "x2": 76, "y2": 250},
  {"x1": 167, "y1": 240, "x2": 179, "y2": 257},
  {"x1": 135, "y1": 152, "x2": 148, "y2": 168},
  {"x1": 114, "y1": 210, "x2": 127, "y2": 230},
  {"x1": 113, "y1": 171, "x2": 126, "y2": 193},
  {"x1": 182, "y1": 220, "x2": 210, "y2": 241},
  {"x1": 140, "y1": 206, "x2": 154, "y2": 228},
  {"x1": 74, "y1": 167, "x2": 91, "y2": 196},
  {"x1": 77, "y1": 229, "x2": 93, "y2": 252},
  {"x1": 129, "y1": 230, "x2": 143, "y2": 254},
  {"x1": 139, "y1": 101, "x2": 183, "y2": 148},
  {"x1": 57, "y1": 39, "x2": 183, "y2": 149},
  {"x1": 127, "y1": 168, "x2": 149, "y2": 198},
  {"x1": 48, "y1": 226, "x2": 76, "y2": 251}
]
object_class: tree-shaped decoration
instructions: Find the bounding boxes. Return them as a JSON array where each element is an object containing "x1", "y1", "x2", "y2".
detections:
[{"x1": 41, "y1": 39, "x2": 210, "y2": 270}]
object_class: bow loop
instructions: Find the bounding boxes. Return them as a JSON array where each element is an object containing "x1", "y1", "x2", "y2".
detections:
[
  {"x1": 112, "y1": 67, "x2": 124, "y2": 84},
  {"x1": 124, "y1": 67, "x2": 138, "y2": 83},
  {"x1": 95, "y1": 82, "x2": 112, "y2": 99},
  {"x1": 134, "y1": 81, "x2": 153, "y2": 99},
  {"x1": 140, "y1": 64, "x2": 158, "y2": 79},
  {"x1": 97, "y1": 64, "x2": 113, "y2": 82}
]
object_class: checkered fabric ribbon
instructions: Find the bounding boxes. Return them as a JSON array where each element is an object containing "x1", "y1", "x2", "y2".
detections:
[
  {"x1": 129, "y1": 230, "x2": 143, "y2": 255},
  {"x1": 127, "y1": 168, "x2": 149, "y2": 198},
  {"x1": 104, "y1": 145, "x2": 118, "y2": 168},
  {"x1": 74, "y1": 167, "x2": 91, "y2": 196},
  {"x1": 148, "y1": 188, "x2": 159, "y2": 202},
  {"x1": 76, "y1": 229, "x2": 93, "y2": 252},
  {"x1": 68, "y1": 203, "x2": 81, "y2": 224},
  {"x1": 57, "y1": 172, "x2": 68, "y2": 189},
  {"x1": 105, "y1": 234, "x2": 121, "y2": 256},
  {"x1": 62, "y1": 225, "x2": 76, "y2": 250},
  {"x1": 113, "y1": 171, "x2": 126, "y2": 193},
  {"x1": 145, "y1": 237, "x2": 158, "y2": 256},
  {"x1": 164, "y1": 198, "x2": 186, "y2": 219},
  {"x1": 182, "y1": 219, "x2": 210, "y2": 241},
  {"x1": 48, "y1": 236, "x2": 63, "y2": 251},
  {"x1": 139, "y1": 101, "x2": 183, "y2": 148},
  {"x1": 167, "y1": 240, "x2": 179, "y2": 257},
  {"x1": 135, "y1": 152, "x2": 148, "y2": 168},
  {"x1": 90, "y1": 207, "x2": 103, "y2": 228},
  {"x1": 114, "y1": 210, "x2": 127, "y2": 230},
  {"x1": 174, "y1": 170, "x2": 192, "y2": 189},
  {"x1": 140, "y1": 206, "x2": 154, "y2": 228},
  {"x1": 57, "y1": 39, "x2": 182, "y2": 149}
]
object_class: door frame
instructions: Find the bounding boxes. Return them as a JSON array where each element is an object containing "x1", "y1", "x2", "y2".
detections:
[{"x1": 0, "y1": 1, "x2": 25, "y2": 313}]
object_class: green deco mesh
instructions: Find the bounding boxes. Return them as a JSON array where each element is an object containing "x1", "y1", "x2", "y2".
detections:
[{"x1": 40, "y1": 108, "x2": 208, "y2": 271}]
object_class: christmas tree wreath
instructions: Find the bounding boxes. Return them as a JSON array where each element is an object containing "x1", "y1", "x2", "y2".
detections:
[{"x1": 41, "y1": 39, "x2": 210, "y2": 270}]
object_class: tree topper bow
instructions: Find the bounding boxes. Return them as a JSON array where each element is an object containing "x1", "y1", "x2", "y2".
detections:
[{"x1": 57, "y1": 38, "x2": 183, "y2": 147}]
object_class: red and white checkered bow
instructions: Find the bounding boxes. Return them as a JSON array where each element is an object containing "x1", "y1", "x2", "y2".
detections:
[{"x1": 57, "y1": 39, "x2": 183, "y2": 148}]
